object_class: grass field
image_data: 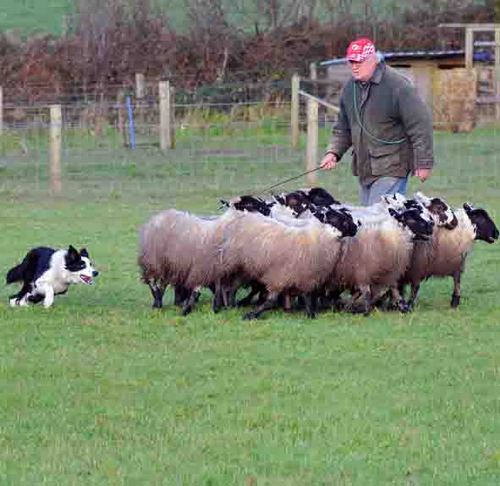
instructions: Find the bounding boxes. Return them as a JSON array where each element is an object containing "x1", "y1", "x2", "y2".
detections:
[
  {"x1": 1, "y1": 0, "x2": 478, "y2": 36},
  {"x1": 1, "y1": 124, "x2": 499, "y2": 484}
]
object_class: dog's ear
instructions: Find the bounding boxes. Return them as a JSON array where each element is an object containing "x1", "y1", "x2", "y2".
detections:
[
  {"x1": 66, "y1": 245, "x2": 79, "y2": 263},
  {"x1": 79, "y1": 248, "x2": 89, "y2": 258}
]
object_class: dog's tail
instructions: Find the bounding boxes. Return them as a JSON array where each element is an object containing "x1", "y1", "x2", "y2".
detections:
[{"x1": 6, "y1": 250, "x2": 36, "y2": 285}]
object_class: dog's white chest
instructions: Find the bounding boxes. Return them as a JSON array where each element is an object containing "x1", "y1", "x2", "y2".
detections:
[{"x1": 35, "y1": 271, "x2": 70, "y2": 295}]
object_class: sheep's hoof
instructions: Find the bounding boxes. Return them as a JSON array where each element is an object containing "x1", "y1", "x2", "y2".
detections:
[
  {"x1": 397, "y1": 301, "x2": 410, "y2": 314},
  {"x1": 450, "y1": 294, "x2": 460, "y2": 308},
  {"x1": 306, "y1": 312, "x2": 316, "y2": 319},
  {"x1": 152, "y1": 301, "x2": 162, "y2": 309},
  {"x1": 181, "y1": 306, "x2": 192, "y2": 316},
  {"x1": 243, "y1": 312, "x2": 258, "y2": 320}
]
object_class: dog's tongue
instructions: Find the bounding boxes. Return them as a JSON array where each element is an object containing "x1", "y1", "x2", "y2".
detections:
[{"x1": 80, "y1": 275, "x2": 94, "y2": 285}]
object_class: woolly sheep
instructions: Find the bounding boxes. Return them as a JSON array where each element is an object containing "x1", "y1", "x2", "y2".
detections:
[
  {"x1": 401, "y1": 203, "x2": 498, "y2": 309},
  {"x1": 138, "y1": 208, "x2": 246, "y2": 315},
  {"x1": 218, "y1": 207, "x2": 359, "y2": 319},
  {"x1": 331, "y1": 206, "x2": 434, "y2": 315}
]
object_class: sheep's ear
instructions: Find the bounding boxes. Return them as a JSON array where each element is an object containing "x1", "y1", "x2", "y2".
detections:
[{"x1": 463, "y1": 203, "x2": 473, "y2": 213}]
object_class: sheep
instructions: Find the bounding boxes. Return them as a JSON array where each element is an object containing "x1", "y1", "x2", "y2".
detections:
[
  {"x1": 330, "y1": 206, "x2": 434, "y2": 315},
  {"x1": 138, "y1": 208, "x2": 250, "y2": 315},
  {"x1": 401, "y1": 203, "x2": 498, "y2": 309},
  {"x1": 218, "y1": 207, "x2": 360, "y2": 319}
]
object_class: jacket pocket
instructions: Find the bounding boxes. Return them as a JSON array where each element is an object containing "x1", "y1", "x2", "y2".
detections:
[
  {"x1": 351, "y1": 149, "x2": 358, "y2": 176},
  {"x1": 369, "y1": 144, "x2": 401, "y2": 176}
]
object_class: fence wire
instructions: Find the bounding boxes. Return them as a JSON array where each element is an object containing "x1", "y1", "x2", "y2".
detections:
[{"x1": 0, "y1": 83, "x2": 499, "y2": 212}]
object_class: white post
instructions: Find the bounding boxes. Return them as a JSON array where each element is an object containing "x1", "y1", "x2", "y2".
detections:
[
  {"x1": 50, "y1": 105, "x2": 62, "y2": 194},
  {"x1": 135, "y1": 73, "x2": 145, "y2": 99},
  {"x1": 159, "y1": 81, "x2": 175, "y2": 150},
  {"x1": 291, "y1": 74, "x2": 300, "y2": 148},
  {"x1": 465, "y1": 27, "x2": 474, "y2": 70}
]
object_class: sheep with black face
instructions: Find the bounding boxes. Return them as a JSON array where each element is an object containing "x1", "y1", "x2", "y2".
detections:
[
  {"x1": 401, "y1": 203, "x2": 498, "y2": 309},
  {"x1": 218, "y1": 207, "x2": 359, "y2": 319}
]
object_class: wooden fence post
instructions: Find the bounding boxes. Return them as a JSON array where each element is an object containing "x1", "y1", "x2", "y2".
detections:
[
  {"x1": 49, "y1": 105, "x2": 62, "y2": 194},
  {"x1": 309, "y1": 62, "x2": 317, "y2": 82},
  {"x1": 159, "y1": 81, "x2": 175, "y2": 150},
  {"x1": 117, "y1": 90, "x2": 127, "y2": 147},
  {"x1": 169, "y1": 84, "x2": 176, "y2": 149},
  {"x1": 291, "y1": 74, "x2": 300, "y2": 149},
  {"x1": 306, "y1": 96, "x2": 318, "y2": 186},
  {"x1": 135, "y1": 73, "x2": 145, "y2": 99},
  {"x1": 465, "y1": 28, "x2": 473, "y2": 70}
]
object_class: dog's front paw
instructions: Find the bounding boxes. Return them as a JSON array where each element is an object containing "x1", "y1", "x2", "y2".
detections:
[{"x1": 9, "y1": 298, "x2": 19, "y2": 307}]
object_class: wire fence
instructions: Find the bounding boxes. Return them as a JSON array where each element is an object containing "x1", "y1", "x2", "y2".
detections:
[{"x1": 0, "y1": 80, "x2": 499, "y2": 210}]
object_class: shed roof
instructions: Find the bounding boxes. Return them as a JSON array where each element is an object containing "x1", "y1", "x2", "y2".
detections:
[{"x1": 320, "y1": 49, "x2": 471, "y2": 66}]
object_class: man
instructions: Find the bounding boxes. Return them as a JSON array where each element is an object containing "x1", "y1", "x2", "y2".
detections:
[{"x1": 320, "y1": 38, "x2": 434, "y2": 206}]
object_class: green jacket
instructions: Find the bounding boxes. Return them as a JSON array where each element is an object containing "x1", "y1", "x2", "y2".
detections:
[{"x1": 326, "y1": 62, "x2": 434, "y2": 185}]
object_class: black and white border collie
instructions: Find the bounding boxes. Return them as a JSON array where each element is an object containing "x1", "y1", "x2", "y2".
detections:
[{"x1": 6, "y1": 245, "x2": 98, "y2": 308}]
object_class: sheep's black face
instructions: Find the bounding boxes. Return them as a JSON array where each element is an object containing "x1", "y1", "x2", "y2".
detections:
[
  {"x1": 231, "y1": 195, "x2": 272, "y2": 216},
  {"x1": 321, "y1": 208, "x2": 359, "y2": 237},
  {"x1": 276, "y1": 191, "x2": 311, "y2": 217},
  {"x1": 428, "y1": 198, "x2": 458, "y2": 229},
  {"x1": 464, "y1": 204, "x2": 499, "y2": 244},
  {"x1": 305, "y1": 187, "x2": 340, "y2": 207},
  {"x1": 392, "y1": 208, "x2": 434, "y2": 240},
  {"x1": 404, "y1": 199, "x2": 421, "y2": 211}
]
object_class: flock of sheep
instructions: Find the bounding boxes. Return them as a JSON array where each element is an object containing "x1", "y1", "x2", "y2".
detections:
[{"x1": 138, "y1": 187, "x2": 498, "y2": 319}]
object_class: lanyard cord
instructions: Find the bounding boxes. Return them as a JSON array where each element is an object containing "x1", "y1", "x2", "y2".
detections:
[{"x1": 353, "y1": 82, "x2": 406, "y2": 145}]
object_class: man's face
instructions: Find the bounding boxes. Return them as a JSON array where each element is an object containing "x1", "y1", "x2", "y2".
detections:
[{"x1": 349, "y1": 55, "x2": 378, "y2": 82}]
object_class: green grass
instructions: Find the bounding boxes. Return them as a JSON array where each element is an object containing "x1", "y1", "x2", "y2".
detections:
[
  {"x1": 1, "y1": 1, "x2": 488, "y2": 36},
  {"x1": 1, "y1": 125, "x2": 500, "y2": 484}
]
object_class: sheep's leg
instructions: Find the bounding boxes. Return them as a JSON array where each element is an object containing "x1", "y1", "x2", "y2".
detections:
[
  {"x1": 303, "y1": 292, "x2": 317, "y2": 319},
  {"x1": 328, "y1": 288, "x2": 344, "y2": 311},
  {"x1": 407, "y1": 283, "x2": 421, "y2": 310},
  {"x1": 389, "y1": 286, "x2": 409, "y2": 313},
  {"x1": 281, "y1": 292, "x2": 293, "y2": 312},
  {"x1": 148, "y1": 281, "x2": 167, "y2": 308},
  {"x1": 174, "y1": 285, "x2": 190, "y2": 307},
  {"x1": 347, "y1": 285, "x2": 372, "y2": 315},
  {"x1": 212, "y1": 280, "x2": 223, "y2": 313},
  {"x1": 243, "y1": 292, "x2": 279, "y2": 320},
  {"x1": 451, "y1": 270, "x2": 462, "y2": 308},
  {"x1": 182, "y1": 288, "x2": 200, "y2": 316},
  {"x1": 226, "y1": 287, "x2": 237, "y2": 308}
]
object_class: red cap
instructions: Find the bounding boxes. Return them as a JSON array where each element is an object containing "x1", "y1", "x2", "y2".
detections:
[{"x1": 346, "y1": 38, "x2": 375, "y2": 62}]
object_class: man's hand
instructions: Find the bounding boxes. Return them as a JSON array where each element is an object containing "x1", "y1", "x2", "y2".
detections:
[
  {"x1": 320, "y1": 152, "x2": 338, "y2": 170},
  {"x1": 414, "y1": 168, "x2": 432, "y2": 182}
]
